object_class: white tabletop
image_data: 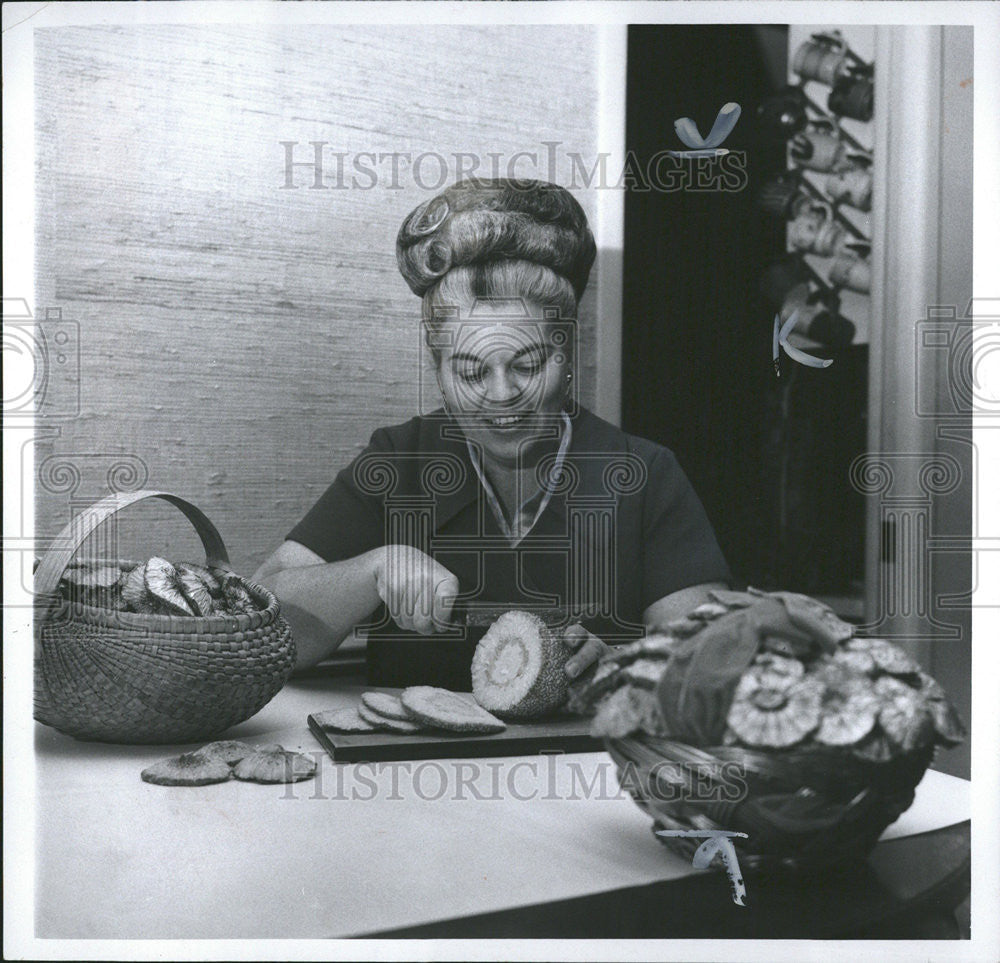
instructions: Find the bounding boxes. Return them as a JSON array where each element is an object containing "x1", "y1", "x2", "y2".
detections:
[{"x1": 34, "y1": 677, "x2": 971, "y2": 939}]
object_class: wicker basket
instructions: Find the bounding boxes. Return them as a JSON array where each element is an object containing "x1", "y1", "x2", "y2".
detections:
[
  {"x1": 605, "y1": 732, "x2": 934, "y2": 873},
  {"x1": 34, "y1": 490, "x2": 295, "y2": 744}
]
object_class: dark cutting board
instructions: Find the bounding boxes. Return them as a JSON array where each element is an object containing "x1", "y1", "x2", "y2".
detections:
[{"x1": 308, "y1": 711, "x2": 601, "y2": 762}]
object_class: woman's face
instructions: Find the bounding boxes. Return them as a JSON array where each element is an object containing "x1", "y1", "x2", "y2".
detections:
[{"x1": 434, "y1": 297, "x2": 573, "y2": 467}]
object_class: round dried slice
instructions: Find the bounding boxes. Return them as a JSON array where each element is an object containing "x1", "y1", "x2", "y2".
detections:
[
  {"x1": 926, "y1": 697, "x2": 966, "y2": 746},
  {"x1": 567, "y1": 660, "x2": 620, "y2": 715},
  {"x1": 590, "y1": 686, "x2": 655, "y2": 739},
  {"x1": 121, "y1": 561, "x2": 155, "y2": 613},
  {"x1": 144, "y1": 556, "x2": 195, "y2": 616},
  {"x1": 603, "y1": 635, "x2": 678, "y2": 667},
  {"x1": 750, "y1": 653, "x2": 806, "y2": 691},
  {"x1": 177, "y1": 561, "x2": 224, "y2": 597},
  {"x1": 314, "y1": 707, "x2": 379, "y2": 733},
  {"x1": 913, "y1": 671, "x2": 966, "y2": 745},
  {"x1": 219, "y1": 573, "x2": 258, "y2": 614},
  {"x1": 233, "y1": 749, "x2": 316, "y2": 784},
  {"x1": 688, "y1": 601, "x2": 730, "y2": 621},
  {"x1": 664, "y1": 615, "x2": 704, "y2": 637},
  {"x1": 848, "y1": 637, "x2": 919, "y2": 676},
  {"x1": 815, "y1": 684, "x2": 879, "y2": 747},
  {"x1": 141, "y1": 751, "x2": 233, "y2": 786},
  {"x1": 197, "y1": 740, "x2": 255, "y2": 766},
  {"x1": 64, "y1": 561, "x2": 123, "y2": 590},
  {"x1": 361, "y1": 691, "x2": 413, "y2": 721},
  {"x1": 833, "y1": 648, "x2": 877, "y2": 675},
  {"x1": 357, "y1": 702, "x2": 424, "y2": 733},
  {"x1": 401, "y1": 686, "x2": 506, "y2": 733},
  {"x1": 574, "y1": 660, "x2": 628, "y2": 706},
  {"x1": 875, "y1": 676, "x2": 934, "y2": 751},
  {"x1": 915, "y1": 671, "x2": 946, "y2": 702},
  {"x1": 726, "y1": 678, "x2": 822, "y2": 749},
  {"x1": 177, "y1": 569, "x2": 215, "y2": 617},
  {"x1": 635, "y1": 687, "x2": 669, "y2": 736},
  {"x1": 622, "y1": 658, "x2": 666, "y2": 689}
]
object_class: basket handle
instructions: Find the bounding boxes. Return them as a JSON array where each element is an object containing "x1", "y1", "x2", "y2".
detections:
[{"x1": 33, "y1": 490, "x2": 232, "y2": 622}]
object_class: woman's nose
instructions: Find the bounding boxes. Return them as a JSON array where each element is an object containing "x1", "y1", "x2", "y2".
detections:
[{"x1": 483, "y1": 367, "x2": 523, "y2": 404}]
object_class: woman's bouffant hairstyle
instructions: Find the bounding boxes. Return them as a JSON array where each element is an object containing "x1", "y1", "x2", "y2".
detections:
[{"x1": 396, "y1": 177, "x2": 596, "y2": 321}]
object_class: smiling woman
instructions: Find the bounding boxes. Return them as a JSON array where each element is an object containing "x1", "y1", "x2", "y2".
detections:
[{"x1": 253, "y1": 178, "x2": 731, "y2": 688}]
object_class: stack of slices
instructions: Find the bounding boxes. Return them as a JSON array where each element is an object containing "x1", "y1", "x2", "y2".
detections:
[
  {"x1": 316, "y1": 609, "x2": 579, "y2": 736},
  {"x1": 315, "y1": 688, "x2": 506, "y2": 735}
]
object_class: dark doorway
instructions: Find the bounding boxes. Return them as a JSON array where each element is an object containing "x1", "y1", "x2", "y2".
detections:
[{"x1": 622, "y1": 24, "x2": 866, "y2": 602}]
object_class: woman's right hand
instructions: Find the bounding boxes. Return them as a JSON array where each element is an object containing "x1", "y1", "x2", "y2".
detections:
[{"x1": 373, "y1": 545, "x2": 459, "y2": 635}]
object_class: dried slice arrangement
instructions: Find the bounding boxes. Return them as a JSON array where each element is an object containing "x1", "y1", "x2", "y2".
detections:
[
  {"x1": 470, "y1": 610, "x2": 571, "y2": 720},
  {"x1": 141, "y1": 741, "x2": 316, "y2": 786},
  {"x1": 593, "y1": 589, "x2": 967, "y2": 876},
  {"x1": 54, "y1": 555, "x2": 262, "y2": 617},
  {"x1": 400, "y1": 686, "x2": 507, "y2": 734},
  {"x1": 571, "y1": 588, "x2": 965, "y2": 763}
]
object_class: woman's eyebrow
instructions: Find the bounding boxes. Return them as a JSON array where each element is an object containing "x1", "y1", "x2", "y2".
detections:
[{"x1": 450, "y1": 342, "x2": 549, "y2": 364}]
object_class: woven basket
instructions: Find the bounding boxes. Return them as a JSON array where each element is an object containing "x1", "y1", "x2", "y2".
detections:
[
  {"x1": 34, "y1": 490, "x2": 295, "y2": 744},
  {"x1": 605, "y1": 732, "x2": 934, "y2": 873}
]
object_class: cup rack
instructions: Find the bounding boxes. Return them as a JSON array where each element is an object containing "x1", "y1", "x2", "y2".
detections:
[{"x1": 757, "y1": 28, "x2": 875, "y2": 349}]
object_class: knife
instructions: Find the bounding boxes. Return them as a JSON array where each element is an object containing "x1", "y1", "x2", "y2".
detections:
[{"x1": 449, "y1": 600, "x2": 584, "y2": 629}]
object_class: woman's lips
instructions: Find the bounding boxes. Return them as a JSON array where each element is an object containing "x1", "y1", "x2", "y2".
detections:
[{"x1": 481, "y1": 412, "x2": 531, "y2": 430}]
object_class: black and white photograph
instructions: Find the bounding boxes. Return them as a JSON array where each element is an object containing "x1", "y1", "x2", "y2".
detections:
[{"x1": 4, "y1": 1, "x2": 999, "y2": 958}]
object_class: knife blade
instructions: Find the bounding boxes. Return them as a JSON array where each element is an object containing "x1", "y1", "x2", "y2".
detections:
[{"x1": 450, "y1": 600, "x2": 584, "y2": 629}]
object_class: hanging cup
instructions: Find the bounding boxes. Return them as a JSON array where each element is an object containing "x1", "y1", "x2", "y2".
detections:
[
  {"x1": 828, "y1": 69, "x2": 874, "y2": 122},
  {"x1": 824, "y1": 164, "x2": 873, "y2": 211},
  {"x1": 792, "y1": 31, "x2": 849, "y2": 87},
  {"x1": 788, "y1": 200, "x2": 844, "y2": 257},
  {"x1": 790, "y1": 121, "x2": 848, "y2": 172},
  {"x1": 829, "y1": 250, "x2": 872, "y2": 293}
]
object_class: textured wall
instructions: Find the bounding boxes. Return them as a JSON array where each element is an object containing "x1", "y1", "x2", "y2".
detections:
[{"x1": 34, "y1": 24, "x2": 605, "y2": 574}]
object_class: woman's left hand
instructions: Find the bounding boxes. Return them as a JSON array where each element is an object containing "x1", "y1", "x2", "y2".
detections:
[{"x1": 563, "y1": 623, "x2": 611, "y2": 679}]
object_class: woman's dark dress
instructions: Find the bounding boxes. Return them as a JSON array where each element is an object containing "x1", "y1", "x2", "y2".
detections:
[{"x1": 287, "y1": 406, "x2": 730, "y2": 689}]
